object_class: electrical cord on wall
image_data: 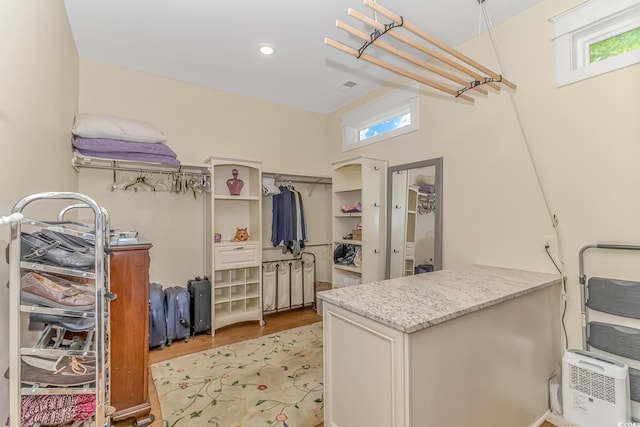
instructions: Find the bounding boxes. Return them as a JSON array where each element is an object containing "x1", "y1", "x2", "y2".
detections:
[
  {"x1": 546, "y1": 245, "x2": 568, "y2": 349},
  {"x1": 481, "y1": 3, "x2": 569, "y2": 349}
]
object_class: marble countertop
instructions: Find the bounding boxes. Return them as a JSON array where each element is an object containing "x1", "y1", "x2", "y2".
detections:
[{"x1": 317, "y1": 264, "x2": 561, "y2": 333}]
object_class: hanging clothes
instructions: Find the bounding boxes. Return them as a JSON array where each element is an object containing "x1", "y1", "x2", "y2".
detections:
[{"x1": 271, "y1": 185, "x2": 307, "y2": 255}]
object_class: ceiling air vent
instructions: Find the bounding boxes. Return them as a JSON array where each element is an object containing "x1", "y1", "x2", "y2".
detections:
[{"x1": 336, "y1": 80, "x2": 358, "y2": 92}]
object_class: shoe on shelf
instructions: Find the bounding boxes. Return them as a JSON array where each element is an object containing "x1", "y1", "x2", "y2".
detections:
[
  {"x1": 29, "y1": 312, "x2": 95, "y2": 332},
  {"x1": 38, "y1": 272, "x2": 96, "y2": 297},
  {"x1": 21, "y1": 272, "x2": 95, "y2": 310},
  {"x1": 34, "y1": 229, "x2": 94, "y2": 253},
  {"x1": 23, "y1": 355, "x2": 96, "y2": 370},
  {"x1": 21, "y1": 232, "x2": 94, "y2": 269},
  {"x1": 20, "y1": 355, "x2": 96, "y2": 386}
]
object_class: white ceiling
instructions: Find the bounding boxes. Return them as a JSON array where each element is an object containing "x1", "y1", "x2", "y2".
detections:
[{"x1": 63, "y1": 0, "x2": 542, "y2": 115}]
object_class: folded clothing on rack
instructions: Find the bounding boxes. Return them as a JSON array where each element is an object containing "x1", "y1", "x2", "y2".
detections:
[{"x1": 340, "y1": 202, "x2": 362, "y2": 213}]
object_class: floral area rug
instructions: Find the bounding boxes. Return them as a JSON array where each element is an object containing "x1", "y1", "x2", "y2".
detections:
[{"x1": 150, "y1": 322, "x2": 324, "y2": 427}]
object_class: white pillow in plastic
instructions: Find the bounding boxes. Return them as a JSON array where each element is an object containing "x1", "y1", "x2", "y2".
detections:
[{"x1": 72, "y1": 113, "x2": 167, "y2": 143}]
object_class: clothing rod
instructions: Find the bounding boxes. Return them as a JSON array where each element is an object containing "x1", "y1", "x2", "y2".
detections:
[
  {"x1": 274, "y1": 180, "x2": 332, "y2": 185},
  {"x1": 263, "y1": 172, "x2": 332, "y2": 185},
  {"x1": 73, "y1": 162, "x2": 209, "y2": 175},
  {"x1": 72, "y1": 154, "x2": 209, "y2": 175},
  {"x1": 262, "y1": 253, "x2": 317, "y2": 264},
  {"x1": 262, "y1": 243, "x2": 332, "y2": 250}
]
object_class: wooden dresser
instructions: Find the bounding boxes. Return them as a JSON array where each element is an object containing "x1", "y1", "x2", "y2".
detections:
[{"x1": 109, "y1": 243, "x2": 154, "y2": 426}]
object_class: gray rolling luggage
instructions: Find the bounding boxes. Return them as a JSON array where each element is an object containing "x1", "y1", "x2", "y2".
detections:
[
  {"x1": 188, "y1": 276, "x2": 212, "y2": 336},
  {"x1": 149, "y1": 282, "x2": 167, "y2": 349},
  {"x1": 164, "y1": 286, "x2": 191, "y2": 345}
]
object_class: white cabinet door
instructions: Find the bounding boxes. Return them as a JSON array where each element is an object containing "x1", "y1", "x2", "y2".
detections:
[{"x1": 323, "y1": 303, "x2": 408, "y2": 427}]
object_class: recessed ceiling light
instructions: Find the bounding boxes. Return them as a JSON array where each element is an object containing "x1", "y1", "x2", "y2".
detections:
[{"x1": 259, "y1": 44, "x2": 275, "y2": 55}]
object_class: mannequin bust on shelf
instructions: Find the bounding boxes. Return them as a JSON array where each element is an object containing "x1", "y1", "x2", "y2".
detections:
[{"x1": 226, "y1": 169, "x2": 244, "y2": 195}]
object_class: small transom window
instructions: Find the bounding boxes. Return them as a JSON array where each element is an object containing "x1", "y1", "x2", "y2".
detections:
[
  {"x1": 341, "y1": 82, "x2": 419, "y2": 152},
  {"x1": 551, "y1": 0, "x2": 640, "y2": 86}
]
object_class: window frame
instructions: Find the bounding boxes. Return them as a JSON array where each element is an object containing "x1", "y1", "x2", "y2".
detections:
[
  {"x1": 341, "y1": 82, "x2": 419, "y2": 152},
  {"x1": 551, "y1": 0, "x2": 640, "y2": 87}
]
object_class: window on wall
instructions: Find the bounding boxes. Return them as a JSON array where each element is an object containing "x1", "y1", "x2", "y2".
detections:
[
  {"x1": 589, "y1": 26, "x2": 640, "y2": 63},
  {"x1": 552, "y1": 0, "x2": 640, "y2": 87},
  {"x1": 359, "y1": 110, "x2": 411, "y2": 142},
  {"x1": 341, "y1": 82, "x2": 419, "y2": 152}
]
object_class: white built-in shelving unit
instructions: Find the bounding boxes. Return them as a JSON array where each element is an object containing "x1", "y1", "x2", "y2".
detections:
[
  {"x1": 204, "y1": 157, "x2": 264, "y2": 333},
  {"x1": 331, "y1": 156, "x2": 386, "y2": 287}
]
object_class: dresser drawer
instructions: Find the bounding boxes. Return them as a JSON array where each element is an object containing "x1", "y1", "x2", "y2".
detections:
[{"x1": 214, "y1": 242, "x2": 260, "y2": 269}]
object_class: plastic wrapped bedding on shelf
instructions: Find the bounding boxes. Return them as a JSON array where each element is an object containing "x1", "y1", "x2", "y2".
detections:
[
  {"x1": 71, "y1": 113, "x2": 180, "y2": 166},
  {"x1": 72, "y1": 136, "x2": 180, "y2": 166},
  {"x1": 72, "y1": 113, "x2": 167, "y2": 143}
]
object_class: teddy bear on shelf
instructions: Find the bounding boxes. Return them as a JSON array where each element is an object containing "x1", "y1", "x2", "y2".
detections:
[{"x1": 230, "y1": 227, "x2": 249, "y2": 242}]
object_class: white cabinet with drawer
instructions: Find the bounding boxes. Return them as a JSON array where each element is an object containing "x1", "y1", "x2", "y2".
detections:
[
  {"x1": 205, "y1": 156, "x2": 264, "y2": 334},
  {"x1": 214, "y1": 241, "x2": 260, "y2": 269}
]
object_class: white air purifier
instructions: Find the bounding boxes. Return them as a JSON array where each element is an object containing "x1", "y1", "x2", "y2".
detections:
[{"x1": 562, "y1": 349, "x2": 630, "y2": 427}]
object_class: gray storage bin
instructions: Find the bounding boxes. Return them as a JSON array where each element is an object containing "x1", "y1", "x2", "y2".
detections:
[
  {"x1": 589, "y1": 321, "x2": 640, "y2": 361},
  {"x1": 631, "y1": 367, "x2": 640, "y2": 402},
  {"x1": 588, "y1": 277, "x2": 640, "y2": 319}
]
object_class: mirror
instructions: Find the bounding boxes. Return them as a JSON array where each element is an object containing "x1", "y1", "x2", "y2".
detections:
[{"x1": 386, "y1": 158, "x2": 442, "y2": 279}]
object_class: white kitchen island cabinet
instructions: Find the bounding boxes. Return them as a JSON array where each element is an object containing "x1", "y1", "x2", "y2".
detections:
[{"x1": 319, "y1": 264, "x2": 562, "y2": 427}]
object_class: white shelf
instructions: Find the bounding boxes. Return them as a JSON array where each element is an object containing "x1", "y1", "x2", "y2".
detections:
[
  {"x1": 334, "y1": 213, "x2": 362, "y2": 218},
  {"x1": 334, "y1": 239, "x2": 362, "y2": 246},
  {"x1": 72, "y1": 152, "x2": 209, "y2": 174},
  {"x1": 206, "y1": 157, "x2": 264, "y2": 334},
  {"x1": 213, "y1": 194, "x2": 261, "y2": 201},
  {"x1": 334, "y1": 185, "x2": 362, "y2": 193}
]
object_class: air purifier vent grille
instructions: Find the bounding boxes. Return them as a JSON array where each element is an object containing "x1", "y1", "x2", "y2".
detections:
[{"x1": 569, "y1": 363, "x2": 617, "y2": 404}]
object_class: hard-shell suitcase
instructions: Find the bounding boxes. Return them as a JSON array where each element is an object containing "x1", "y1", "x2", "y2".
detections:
[
  {"x1": 149, "y1": 282, "x2": 167, "y2": 349},
  {"x1": 188, "y1": 276, "x2": 212, "y2": 336},
  {"x1": 164, "y1": 286, "x2": 190, "y2": 345}
]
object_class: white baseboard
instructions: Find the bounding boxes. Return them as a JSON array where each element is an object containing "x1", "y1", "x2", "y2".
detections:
[{"x1": 530, "y1": 410, "x2": 551, "y2": 427}]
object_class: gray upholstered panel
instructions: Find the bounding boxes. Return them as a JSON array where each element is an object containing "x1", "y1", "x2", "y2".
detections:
[
  {"x1": 588, "y1": 277, "x2": 640, "y2": 319},
  {"x1": 589, "y1": 321, "x2": 640, "y2": 361}
]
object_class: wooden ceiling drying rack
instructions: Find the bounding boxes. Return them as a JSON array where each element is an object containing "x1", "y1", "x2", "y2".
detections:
[{"x1": 325, "y1": 0, "x2": 516, "y2": 103}]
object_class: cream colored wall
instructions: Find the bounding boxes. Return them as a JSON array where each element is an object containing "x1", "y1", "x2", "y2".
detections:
[
  {"x1": 77, "y1": 60, "x2": 330, "y2": 284},
  {"x1": 0, "y1": 0, "x2": 79, "y2": 420},
  {"x1": 326, "y1": 0, "x2": 640, "y2": 350}
]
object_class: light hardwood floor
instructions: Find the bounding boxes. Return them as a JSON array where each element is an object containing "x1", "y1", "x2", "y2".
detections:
[{"x1": 113, "y1": 307, "x2": 322, "y2": 427}]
